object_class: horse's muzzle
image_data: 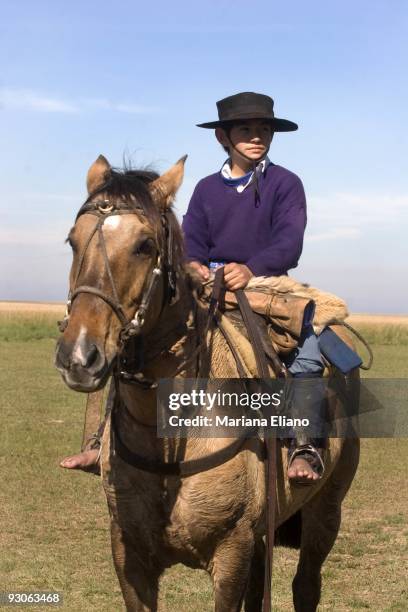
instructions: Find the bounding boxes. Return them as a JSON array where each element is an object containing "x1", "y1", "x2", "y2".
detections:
[{"x1": 55, "y1": 336, "x2": 112, "y2": 392}]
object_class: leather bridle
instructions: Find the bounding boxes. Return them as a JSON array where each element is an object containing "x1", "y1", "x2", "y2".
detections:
[{"x1": 58, "y1": 198, "x2": 177, "y2": 346}]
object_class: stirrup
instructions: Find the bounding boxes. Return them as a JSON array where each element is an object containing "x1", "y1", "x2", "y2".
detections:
[
  {"x1": 82, "y1": 431, "x2": 101, "y2": 452},
  {"x1": 79, "y1": 433, "x2": 102, "y2": 476},
  {"x1": 288, "y1": 443, "x2": 325, "y2": 486}
]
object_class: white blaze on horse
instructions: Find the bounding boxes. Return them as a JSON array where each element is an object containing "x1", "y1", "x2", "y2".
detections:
[{"x1": 55, "y1": 155, "x2": 360, "y2": 612}]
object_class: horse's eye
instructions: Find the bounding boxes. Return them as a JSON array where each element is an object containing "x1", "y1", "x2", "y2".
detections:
[
  {"x1": 66, "y1": 236, "x2": 77, "y2": 253},
  {"x1": 133, "y1": 238, "x2": 155, "y2": 256}
]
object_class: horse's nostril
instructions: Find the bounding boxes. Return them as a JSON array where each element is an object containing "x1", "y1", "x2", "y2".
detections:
[
  {"x1": 55, "y1": 339, "x2": 74, "y2": 369},
  {"x1": 85, "y1": 344, "x2": 99, "y2": 369}
]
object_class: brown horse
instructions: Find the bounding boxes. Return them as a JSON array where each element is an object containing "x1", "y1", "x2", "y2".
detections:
[{"x1": 55, "y1": 155, "x2": 360, "y2": 612}]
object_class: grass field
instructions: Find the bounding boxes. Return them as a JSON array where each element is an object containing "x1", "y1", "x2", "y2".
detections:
[{"x1": 0, "y1": 304, "x2": 407, "y2": 611}]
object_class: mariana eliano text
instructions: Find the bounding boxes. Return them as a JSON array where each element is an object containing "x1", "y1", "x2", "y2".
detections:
[{"x1": 167, "y1": 415, "x2": 310, "y2": 427}]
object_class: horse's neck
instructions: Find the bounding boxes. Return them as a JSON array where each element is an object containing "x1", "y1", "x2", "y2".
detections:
[{"x1": 119, "y1": 273, "x2": 199, "y2": 426}]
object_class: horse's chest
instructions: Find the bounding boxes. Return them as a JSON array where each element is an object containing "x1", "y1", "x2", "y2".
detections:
[{"x1": 103, "y1": 466, "x2": 260, "y2": 568}]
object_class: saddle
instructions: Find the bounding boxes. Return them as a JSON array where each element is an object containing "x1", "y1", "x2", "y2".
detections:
[
  {"x1": 200, "y1": 274, "x2": 349, "y2": 360},
  {"x1": 219, "y1": 289, "x2": 311, "y2": 355}
]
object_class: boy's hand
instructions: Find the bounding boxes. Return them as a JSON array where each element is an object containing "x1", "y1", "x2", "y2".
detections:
[
  {"x1": 188, "y1": 261, "x2": 210, "y2": 281},
  {"x1": 223, "y1": 263, "x2": 253, "y2": 291}
]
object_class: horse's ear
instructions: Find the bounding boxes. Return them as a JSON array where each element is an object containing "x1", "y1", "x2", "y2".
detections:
[
  {"x1": 87, "y1": 155, "x2": 111, "y2": 194},
  {"x1": 150, "y1": 155, "x2": 187, "y2": 208}
]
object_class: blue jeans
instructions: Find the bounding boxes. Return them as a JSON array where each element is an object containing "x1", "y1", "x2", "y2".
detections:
[{"x1": 285, "y1": 326, "x2": 323, "y2": 376}]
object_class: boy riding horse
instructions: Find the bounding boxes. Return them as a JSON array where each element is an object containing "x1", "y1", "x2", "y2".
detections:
[{"x1": 61, "y1": 91, "x2": 326, "y2": 484}]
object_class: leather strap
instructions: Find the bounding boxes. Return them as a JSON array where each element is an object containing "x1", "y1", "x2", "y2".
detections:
[
  {"x1": 235, "y1": 288, "x2": 271, "y2": 378},
  {"x1": 111, "y1": 404, "x2": 256, "y2": 477},
  {"x1": 222, "y1": 273, "x2": 278, "y2": 612},
  {"x1": 81, "y1": 389, "x2": 105, "y2": 451},
  {"x1": 111, "y1": 266, "x2": 278, "y2": 611},
  {"x1": 263, "y1": 435, "x2": 277, "y2": 612},
  {"x1": 216, "y1": 319, "x2": 248, "y2": 378}
]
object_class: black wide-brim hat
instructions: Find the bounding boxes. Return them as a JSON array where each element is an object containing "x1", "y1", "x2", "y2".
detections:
[{"x1": 197, "y1": 91, "x2": 298, "y2": 132}]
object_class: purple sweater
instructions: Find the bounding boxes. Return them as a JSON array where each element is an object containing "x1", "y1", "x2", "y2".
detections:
[{"x1": 182, "y1": 163, "x2": 307, "y2": 276}]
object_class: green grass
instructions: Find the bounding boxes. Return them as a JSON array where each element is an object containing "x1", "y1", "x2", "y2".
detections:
[
  {"x1": 0, "y1": 312, "x2": 62, "y2": 342},
  {"x1": 350, "y1": 323, "x2": 408, "y2": 346},
  {"x1": 1, "y1": 313, "x2": 407, "y2": 611},
  {"x1": 1, "y1": 310, "x2": 407, "y2": 345}
]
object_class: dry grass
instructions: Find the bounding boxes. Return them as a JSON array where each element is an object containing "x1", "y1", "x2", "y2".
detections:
[
  {"x1": 347, "y1": 314, "x2": 408, "y2": 326},
  {"x1": 2, "y1": 302, "x2": 406, "y2": 322},
  {"x1": 0, "y1": 301, "x2": 65, "y2": 313}
]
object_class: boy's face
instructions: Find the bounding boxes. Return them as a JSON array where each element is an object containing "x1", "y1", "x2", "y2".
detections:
[{"x1": 216, "y1": 119, "x2": 274, "y2": 162}]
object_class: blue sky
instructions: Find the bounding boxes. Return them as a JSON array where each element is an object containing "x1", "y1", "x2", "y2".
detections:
[{"x1": 1, "y1": 0, "x2": 407, "y2": 312}]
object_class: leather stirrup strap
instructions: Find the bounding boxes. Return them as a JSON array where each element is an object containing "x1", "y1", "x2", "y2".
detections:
[
  {"x1": 82, "y1": 389, "x2": 105, "y2": 451},
  {"x1": 220, "y1": 273, "x2": 277, "y2": 612}
]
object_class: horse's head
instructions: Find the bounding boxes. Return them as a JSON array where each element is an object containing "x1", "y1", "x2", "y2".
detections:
[{"x1": 55, "y1": 154, "x2": 186, "y2": 392}]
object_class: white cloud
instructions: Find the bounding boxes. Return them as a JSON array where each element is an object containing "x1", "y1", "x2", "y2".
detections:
[
  {"x1": 0, "y1": 88, "x2": 78, "y2": 113},
  {"x1": 308, "y1": 192, "x2": 408, "y2": 227},
  {"x1": 0, "y1": 226, "x2": 69, "y2": 247},
  {"x1": 81, "y1": 98, "x2": 160, "y2": 114},
  {"x1": 308, "y1": 227, "x2": 361, "y2": 242},
  {"x1": 0, "y1": 87, "x2": 159, "y2": 114}
]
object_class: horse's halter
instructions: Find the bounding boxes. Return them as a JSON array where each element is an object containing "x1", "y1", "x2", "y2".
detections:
[{"x1": 58, "y1": 197, "x2": 177, "y2": 346}]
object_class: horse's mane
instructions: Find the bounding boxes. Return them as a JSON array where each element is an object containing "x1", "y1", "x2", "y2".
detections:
[{"x1": 85, "y1": 165, "x2": 186, "y2": 270}]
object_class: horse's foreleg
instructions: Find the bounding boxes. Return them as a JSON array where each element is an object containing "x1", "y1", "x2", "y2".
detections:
[
  {"x1": 110, "y1": 519, "x2": 160, "y2": 612},
  {"x1": 211, "y1": 531, "x2": 254, "y2": 612},
  {"x1": 293, "y1": 438, "x2": 360, "y2": 612}
]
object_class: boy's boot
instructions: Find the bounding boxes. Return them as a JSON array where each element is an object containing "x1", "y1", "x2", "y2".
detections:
[{"x1": 287, "y1": 372, "x2": 327, "y2": 484}]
